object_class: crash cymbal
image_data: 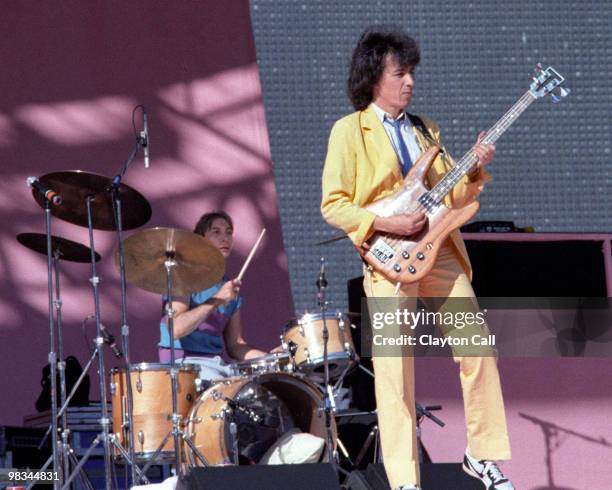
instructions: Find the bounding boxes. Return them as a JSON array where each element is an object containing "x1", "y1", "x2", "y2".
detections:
[
  {"x1": 17, "y1": 233, "x2": 101, "y2": 263},
  {"x1": 31, "y1": 170, "x2": 152, "y2": 231},
  {"x1": 117, "y1": 227, "x2": 225, "y2": 296}
]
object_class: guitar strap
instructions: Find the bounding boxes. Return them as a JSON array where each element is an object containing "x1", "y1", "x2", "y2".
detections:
[
  {"x1": 407, "y1": 113, "x2": 437, "y2": 146},
  {"x1": 407, "y1": 113, "x2": 447, "y2": 157}
]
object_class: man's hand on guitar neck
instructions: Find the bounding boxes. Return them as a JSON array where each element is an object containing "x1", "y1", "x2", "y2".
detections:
[
  {"x1": 468, "y1": 131, "x2": 496, "y2": 179},
  {"x1": 373, "y1": 212, "x2": 427, "y2": 237}
]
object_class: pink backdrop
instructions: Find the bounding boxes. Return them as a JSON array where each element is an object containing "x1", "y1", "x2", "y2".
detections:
[{"x1": 0, "y1": 2, "x2": 293, "y2": 425}]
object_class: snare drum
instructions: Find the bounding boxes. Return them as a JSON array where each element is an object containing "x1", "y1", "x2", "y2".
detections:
[
  {"x1": 282, "y1": 312, "x2": 357, "y2": 380},
  {"x1": 184, "y1": 372, "x2": 335, "y2": 466},
  {"x1": 110, "y1": 362, "x2": 198, "y2": 462},
  {"x1": 231, "y1": 352, "x2": 293, "y2": 377}
]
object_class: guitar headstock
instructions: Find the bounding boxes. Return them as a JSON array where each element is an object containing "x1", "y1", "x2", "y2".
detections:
[{"x1": 530, "y1": 64, "x2": 570, "y2": 102}]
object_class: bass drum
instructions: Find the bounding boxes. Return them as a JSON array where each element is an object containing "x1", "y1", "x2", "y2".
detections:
[
  {"x1": 110, "y1": 362, "x2": 198, "y2": 462},
  {"x1": 185, "y1": 373, "x2": 335, "y2": 466}
]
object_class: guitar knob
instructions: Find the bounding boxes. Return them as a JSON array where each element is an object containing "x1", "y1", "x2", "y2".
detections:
[
  {"x1": 416, "y1": 252, "x2": 425, "y2": 260},
  {"x1": 408, "y1": 266, "x2": 416, "y2": 274},
  {"x1": 402, "y1": 251, "x2": 410, "y2": 259},
  {"x1": 393, "y1": 264, "x2": 401, "y2": 272}
]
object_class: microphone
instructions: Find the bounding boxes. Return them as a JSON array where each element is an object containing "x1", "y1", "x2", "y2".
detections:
[
  {"x1": 141, "y1": 108, "x2": 150, "y2": 169},
  {"x1": 99, "y1": 323, "x2": 123, "y2": 359},
  {"x1": 316, "y1": 257, "x2": 327, "y2": 289},
  {"x1": 26, "y1": 176, "x2": 62, "y2": 205}
]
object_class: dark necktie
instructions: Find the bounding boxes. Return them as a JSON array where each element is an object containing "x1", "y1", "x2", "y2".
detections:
[{"x1": 388, "y1": 119, "x2": 413, "y2": 176}]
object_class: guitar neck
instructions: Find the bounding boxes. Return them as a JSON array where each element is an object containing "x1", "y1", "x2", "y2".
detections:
[{"x1": 427, "y1": 90, "x2": 537, "y2": 204}]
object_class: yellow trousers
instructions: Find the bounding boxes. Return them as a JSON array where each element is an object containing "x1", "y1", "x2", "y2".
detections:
[{"x1": 363, "y1": 245, "x2": 511, "y2": 488}]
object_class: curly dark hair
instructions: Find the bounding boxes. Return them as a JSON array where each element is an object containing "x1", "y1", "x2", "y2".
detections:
[
  {"x1": 347, "y1": 26, "x2": 420, "y2": 111},
  {"x1": 193, "y1": 210, "x2": 233, "y2": 236}
]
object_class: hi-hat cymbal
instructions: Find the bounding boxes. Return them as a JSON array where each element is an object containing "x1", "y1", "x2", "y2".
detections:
[
  {"x1": 17, "y1": 233, "x2": 101, "y2": 263},
  {"x1": 117, "y1": 227, "x2": 225, "y2": 296},
  {"x1": 31, "y1": 170, "x2": 152, "y2": 231}
]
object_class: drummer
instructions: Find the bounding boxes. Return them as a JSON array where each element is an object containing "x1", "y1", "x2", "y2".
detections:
[{"x1": 158, "y1": 211, "x2": 269, "y2": 380}]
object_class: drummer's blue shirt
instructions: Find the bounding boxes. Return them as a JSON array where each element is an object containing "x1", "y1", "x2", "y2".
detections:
[{"x1": 158, "y1": 279, "x2": 242, "y2": 361}]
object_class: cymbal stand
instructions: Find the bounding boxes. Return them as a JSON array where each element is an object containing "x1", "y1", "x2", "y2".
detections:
[
  {"x1": 107, "y1": 134, "x2": 144, "y2": 485},
  {"x1": 42, "y1": 198, "x2": 61, "y2": 490},
  {"x1": 316, "y1": 257, "x2": 336, "y2": 470},
  {"x1": 63, "y1": 195, "x2": 114, "y2": 490},
  {"x1": 162, "y1": 254, "x2": 210, "y2": 474},
  {"x1": 52, "y1": 249, "x2": 70, "y2": 484},
  {"x1": 53, "y1": 250, "x2": 96, "y2": 490},
  {"x1": 53, "y1": 332, "x2": 149, "y2": 489}
]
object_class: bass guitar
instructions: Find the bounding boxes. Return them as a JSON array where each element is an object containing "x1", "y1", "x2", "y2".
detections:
[{"x1": 363, "y1": 65, "x2": 569, "y2": 284}]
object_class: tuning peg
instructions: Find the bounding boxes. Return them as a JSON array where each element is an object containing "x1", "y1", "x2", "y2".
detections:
[
  {"x1": 531, "y1": 63, "x2": 543, "y2": 79},
  {"x1": 551, "y1": 86, "x2": 571, "y2": 103}
]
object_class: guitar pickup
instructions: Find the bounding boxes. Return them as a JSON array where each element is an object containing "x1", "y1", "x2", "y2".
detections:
[{"x1": 370, "y1": 239, "x2": 395, "y2": 264}]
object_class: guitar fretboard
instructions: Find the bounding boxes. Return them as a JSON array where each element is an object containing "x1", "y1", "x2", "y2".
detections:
[{"x1": 425, "y1": 90, "x2": 537, "y2": 205}]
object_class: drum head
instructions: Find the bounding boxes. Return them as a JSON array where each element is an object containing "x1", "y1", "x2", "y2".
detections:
[
  {"x1": 229, "y1": 373, "x2": 328, "y2": 464},
  {"x1": 187, "y1": 373, "x2": 334, "y2": 466}
]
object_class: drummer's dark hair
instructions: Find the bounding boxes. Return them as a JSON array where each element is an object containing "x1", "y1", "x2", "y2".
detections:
[{"x1": 194, "y1": 211, "x2": 233, "y2": 236}]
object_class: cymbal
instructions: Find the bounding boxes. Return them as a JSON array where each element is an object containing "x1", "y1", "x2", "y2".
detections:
[
  {"x1": 16, "y1": 233, "x2": 101, "y2": 263},
  {"x1": 117, "y1": 227, "x2": 225, "y2": 296},
  {"x1": 31, "y1": 170, "x2": 152, "y2": 231}
]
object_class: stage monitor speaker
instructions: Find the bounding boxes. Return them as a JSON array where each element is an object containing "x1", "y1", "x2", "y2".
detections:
[
  {"x1": 465, "y1": 239, "x2": 607, "y2": 297},
  {"x1": 177, "y1": 464, "x2": 340, "y2": 490},
  {"x1": 346, "y1": 463, "x2": 481, "y2": 490}
]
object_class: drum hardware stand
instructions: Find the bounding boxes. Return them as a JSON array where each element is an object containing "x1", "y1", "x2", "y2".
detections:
[
  {"x1": 58, "y1": 196, "x2": 115, "y2": 490},
  {"x1": 54, "y1": 250, "x2": 97, "y2": 490},
  {"x1": 229, "y1": 422, "x2": 239, "y2": 465},
  {"x1": 316, "y1": 257, "x2": 337, "y2": 470},
  {"x1": 59, "y1": 196, "x2": 150, "y2": 490},
  {"x1": 35, "y1": 197, "x2": 61, "y2": 490},
  {"x1": 354, "y1": 423, "x2": 380, "y2": 467},
  {"x1": 416, "y1": 404, "x2": 444, "y2": 464},
  {"x1": 340, "y1": 359, "x2": 443, "y2": 464},
  {"x1": 159, "y1": 255, "x2": 211, "y2": 473}
]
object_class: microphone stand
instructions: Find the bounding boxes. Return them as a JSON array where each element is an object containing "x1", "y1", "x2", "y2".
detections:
[
  {"x1": 106, "y1": 122, "x2": 147, "y2": 486},
  {"x1": 316, "y1": 257, "x2": 336, "y2": 471}
]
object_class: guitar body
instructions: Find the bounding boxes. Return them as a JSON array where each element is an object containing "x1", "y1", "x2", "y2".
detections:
[{"x1": 363, "y1": 146, "x2": 480, "y2": 284}]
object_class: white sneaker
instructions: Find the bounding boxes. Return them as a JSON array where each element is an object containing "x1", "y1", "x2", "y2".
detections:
[{"x1": 462, "y1": 451, "x2": 515, "y2": 489}]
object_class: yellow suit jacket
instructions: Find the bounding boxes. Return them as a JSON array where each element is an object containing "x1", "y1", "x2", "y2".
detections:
[{"x1": 320, "y1": 105, "x2": 492, "y2": 279}]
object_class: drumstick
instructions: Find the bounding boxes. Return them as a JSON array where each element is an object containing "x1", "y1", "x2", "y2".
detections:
[{"x1": 236, "y1": 228, "x2": 266, "y2": 281}]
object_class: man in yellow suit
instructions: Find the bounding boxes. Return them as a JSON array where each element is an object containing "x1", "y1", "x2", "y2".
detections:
[{"x1": 321, "y1": 27, "x2": 514, "y2": 490}]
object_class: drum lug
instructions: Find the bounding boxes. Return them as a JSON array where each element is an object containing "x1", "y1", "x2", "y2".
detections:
[
  {"x1": 138, "y1": 430, "x2": 144, "y2": 446},
  {"x1": 211, "y1": 407, "x2": 232, "y2": 420},
  {"x1": 109, "y1": 381, "x2": 116, "y2": 396},
  {"x1": 136, "y1": 371, "x2": 143, "y2": 393},
  {"x1": 304, "y1": 347, "x2": 311, "y2": 364}
]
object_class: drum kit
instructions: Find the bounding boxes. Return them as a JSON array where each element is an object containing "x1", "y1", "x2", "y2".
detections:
[{"x1": 19, "y1": 111, "x2": 367, "y2": 490}]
